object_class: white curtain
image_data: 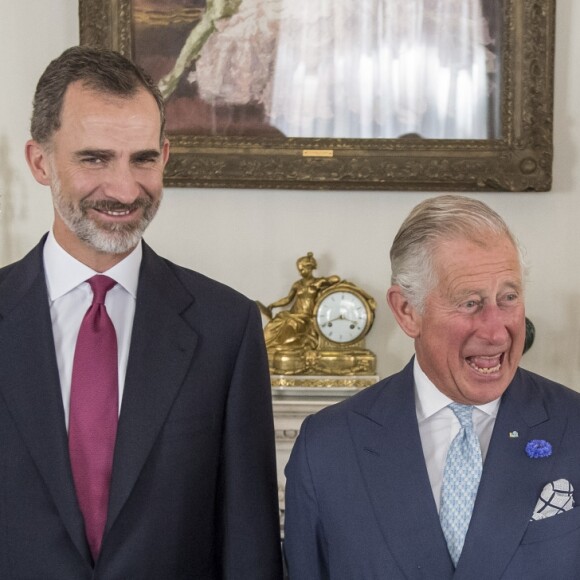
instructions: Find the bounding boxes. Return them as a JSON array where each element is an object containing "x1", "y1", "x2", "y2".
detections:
[
  {"x1": 268, "y1": 0, "x2": 497, "y2": 138},
  {"x1": 194, "y1": 0, "x2": 499, "y2": 139}
]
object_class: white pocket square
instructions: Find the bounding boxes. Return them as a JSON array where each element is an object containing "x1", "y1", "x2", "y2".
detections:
[{"x1": 531, "y1": 478, "x2": 575, "y2": 521}]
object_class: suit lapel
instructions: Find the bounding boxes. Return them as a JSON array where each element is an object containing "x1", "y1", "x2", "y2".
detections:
[
  {"x1": 0, "y1": 240, "x2": 90, "y2": 562},
  {"x1": 456, "y1": 370, "x2": 565, "y2": 579},
  {"x1": 106, "y1": 244, "x2": 198, "y2": 531},
  {"x1": 348, "y1": 361, "x2": 454, "y2": 579}
]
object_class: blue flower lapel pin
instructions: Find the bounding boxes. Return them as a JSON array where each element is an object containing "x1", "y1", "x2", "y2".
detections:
[{"x1": 525, "y1": 439, "x2": 553, "y2": 459}]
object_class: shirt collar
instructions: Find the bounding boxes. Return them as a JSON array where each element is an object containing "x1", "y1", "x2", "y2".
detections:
[
  {"x1": 43, "y1": 229, "x2": 142, "y2": 301},
  {"x1": 414, "y1": 357, "x2": 500, "y2": 423}
]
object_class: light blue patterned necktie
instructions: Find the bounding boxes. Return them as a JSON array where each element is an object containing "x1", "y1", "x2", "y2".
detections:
[{"x1": 439, "y1": 403, "x2": 483, "y2": 566}]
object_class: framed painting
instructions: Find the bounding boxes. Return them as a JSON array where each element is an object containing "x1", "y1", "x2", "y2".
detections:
[{"x1": 79, "y1": 0, "x2": 555, "y2": 191}]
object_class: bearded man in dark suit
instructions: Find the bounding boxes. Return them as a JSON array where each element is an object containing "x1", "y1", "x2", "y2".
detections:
[{"x1": 0, "y1": 46, "x2": 282, "y2": 579}]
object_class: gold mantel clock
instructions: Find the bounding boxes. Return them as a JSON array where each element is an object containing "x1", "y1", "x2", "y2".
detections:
[
  {"x1": 257, "y1": 253, "x2": 377, "y2": 384},
  {"x1": 315, "y1": 284, "x2": 374, "y2": 345}
]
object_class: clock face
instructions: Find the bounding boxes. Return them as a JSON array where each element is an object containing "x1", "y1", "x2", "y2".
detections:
[{"x1": 316, "y1": 290, "x2": 370, "y2": 344}]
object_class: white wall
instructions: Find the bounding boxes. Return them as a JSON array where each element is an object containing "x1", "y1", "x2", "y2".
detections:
[{"x1": 1, "y1": 1, "x2": 579, "y2": 388}]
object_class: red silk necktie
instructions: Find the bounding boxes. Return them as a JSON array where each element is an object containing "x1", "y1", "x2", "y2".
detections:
[{"x1": 69, "y1": 275, "x2": 118, "y2": 561}]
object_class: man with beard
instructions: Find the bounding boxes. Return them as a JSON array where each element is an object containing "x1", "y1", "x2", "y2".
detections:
[{"x1": 0, "y1": 46, "x2": 282, "y2": 579}]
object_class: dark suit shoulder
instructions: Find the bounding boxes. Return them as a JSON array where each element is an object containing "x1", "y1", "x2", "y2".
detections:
[
  {"x1": 0, "y1": 236, "x2": 46, "y2": 281},
  {"x1": 0, "y1": 239, "x2": 46, "y2": 313},
  {"x1": 0, "y1": 261, "x2": 18, "y2": 284},
  {"x1": 303, "y1": 367, "x2": 409, "y2": 439},
  {"x1": 160, "y1": 256, "x2": 254, "y2": 309},
  {"x1": 516, "y1": 366, "x2": 580, "y2": 412},
  {"x1": 140, "y1": 243, "x2": 257, "y2": 327},
  {"x1": 143, "y1": 253, "x2": 263, "y2": 349}
]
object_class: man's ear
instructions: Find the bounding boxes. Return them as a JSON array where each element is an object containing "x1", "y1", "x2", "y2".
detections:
[
  {"x1": 25, "y1": 140, "x2": 52, "y2": 186},
  {"x1": 387, "y1": 286, "x2": 422, "y2": 338},
  {"x1": 161, "y1": 137, "x2": 170, "y2": 168}
]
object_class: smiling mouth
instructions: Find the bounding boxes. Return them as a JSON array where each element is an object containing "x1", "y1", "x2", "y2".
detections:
[
  {"x1": 87, "y1": 200, "x2": 145, "y2": 218},
  {"x1": 97, "y1": 208, "x2": 132, "y2": 217},
  {"x1": 466, "y1": 354, "x2": 504, "y2": 375}
]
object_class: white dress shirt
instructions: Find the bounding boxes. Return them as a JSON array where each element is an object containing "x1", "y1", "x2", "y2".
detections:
[
  {"x1": 43, "y1": 230, "x2": 141, "y2": 429},
  {"x1": 414, "y1": 357, "x2": 500, "y2": 512}
]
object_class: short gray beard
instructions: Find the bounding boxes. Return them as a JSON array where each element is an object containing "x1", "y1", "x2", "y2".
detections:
[{"x1": 50, "y1": 173, "x2": 161, "y2": 255}]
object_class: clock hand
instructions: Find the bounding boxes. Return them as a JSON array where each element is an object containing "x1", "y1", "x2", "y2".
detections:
[
  {"x1": 321, "y1": 316, "x2": 341, "y2": 327},
  {"x1": 322, "y1": 314, "x2": 360, "y2": 329},
  {"x1": 339, "y1": 313, "x2": 359, "y2": 324}
]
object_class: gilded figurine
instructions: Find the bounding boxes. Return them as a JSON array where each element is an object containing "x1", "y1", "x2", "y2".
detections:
[
  {"x1": 258, "y1": 253, "x2": 376, "y2": 377},
  {"x1": 258, "y1": 252, "x2": 339, "y2": 352}
]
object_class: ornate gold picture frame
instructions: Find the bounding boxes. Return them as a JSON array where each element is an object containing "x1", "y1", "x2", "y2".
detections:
[{"x1": 79, "y1": 0, "x2": 555, "y2": 191}]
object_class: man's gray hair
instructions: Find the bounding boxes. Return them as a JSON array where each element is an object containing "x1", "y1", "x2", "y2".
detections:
[
  {"x1": 30, "y1": 45, "x2": 166, "y2": 146},
  {"x1": 390, "y1": 194, "x2": 525, "y2": 312}
]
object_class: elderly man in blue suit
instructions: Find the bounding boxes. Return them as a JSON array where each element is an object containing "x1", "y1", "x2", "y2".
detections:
[
  {"x1": 0, "y1": 46, "x2": 282, "y2": 578},
  {"x1": 284, "y1": 195, "x2": 580, "y2": 579}
]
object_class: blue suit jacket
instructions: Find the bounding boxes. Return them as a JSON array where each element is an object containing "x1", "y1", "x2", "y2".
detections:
[
  {"x1": 284, "y1": 359, "x2": 580, "y2": 579},
  {"x1": 0, "y1": 237, "x2": 283, "y2": 579}
]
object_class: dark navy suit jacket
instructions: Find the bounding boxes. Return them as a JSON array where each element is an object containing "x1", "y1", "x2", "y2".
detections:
[
  {"x1": 284, "y1": 359, "x2": 580, "y2": 579},
  {"x1": 0, "y1": 237, "x2": 283, "y2": 579}
]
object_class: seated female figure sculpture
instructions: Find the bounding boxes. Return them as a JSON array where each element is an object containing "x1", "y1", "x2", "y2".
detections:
[{"x1": 259, "y1": 252, "x2": 339, "y2": 353}]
